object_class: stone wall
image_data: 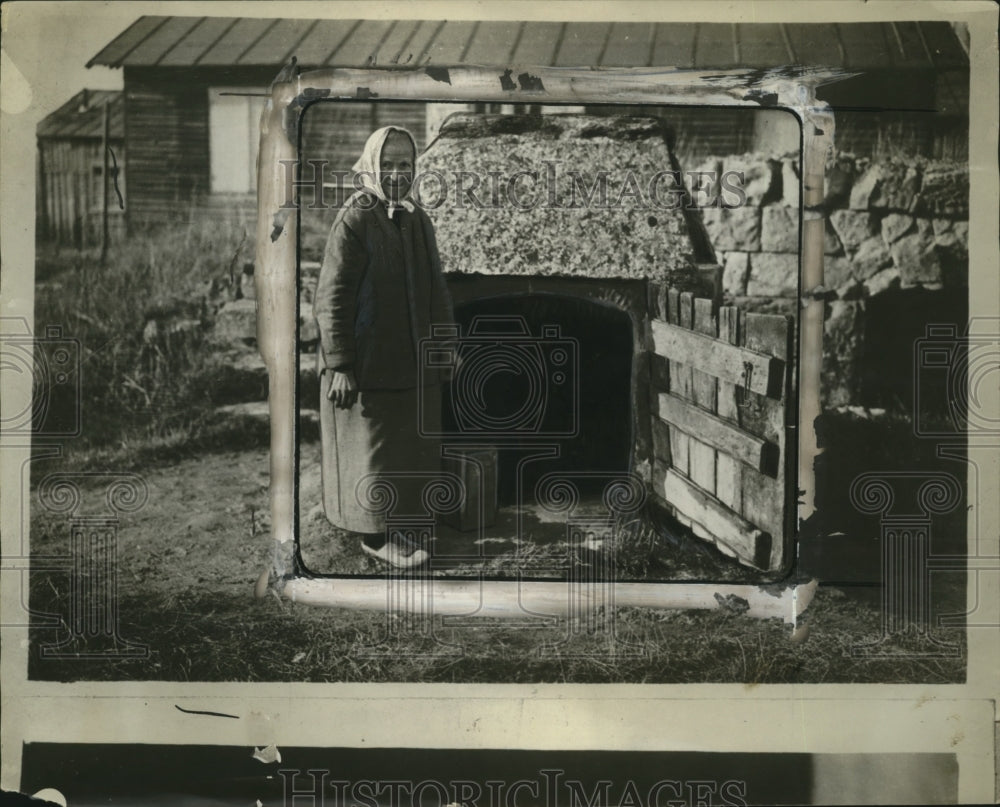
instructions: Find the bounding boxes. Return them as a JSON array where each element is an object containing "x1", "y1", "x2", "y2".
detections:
[
  {"x1": 690, "y1": 152, "x2": 969, "y2": 407},
  {"x1": 421, "y1": 113, "x2": 708, "y2": 285}
]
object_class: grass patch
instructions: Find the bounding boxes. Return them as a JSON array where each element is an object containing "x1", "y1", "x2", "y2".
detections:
[
  {"x1": 26, "y1": 217, "x2": 969, "y2": 685},
  {"x1": 27, "y1": 444, "x2": 966, "y2": 686},
  {"x1": 27, "y1": 574, "x2": 966, "y2": 684},
  {"x1": 33, "y1": 219, "x2": 255, "y2": 468}
]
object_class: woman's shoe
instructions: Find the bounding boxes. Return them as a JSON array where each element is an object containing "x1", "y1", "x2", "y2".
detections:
[{"x1": 360, "y1": 533, "x2": 430, "y2": 569}]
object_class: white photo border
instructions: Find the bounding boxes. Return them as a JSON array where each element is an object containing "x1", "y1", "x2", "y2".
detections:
[{"x1": 1, "y1": 1, "x2": 996, "y2": 802}]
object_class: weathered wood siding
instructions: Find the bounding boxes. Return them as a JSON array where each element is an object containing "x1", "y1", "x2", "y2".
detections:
[
  {"x1": 115, "y1": 62, "x2": 965, "y2": 235},
  {"x1": 648, "y1": 285, "x2": 795, "y2": 571},
  {"x1": 124, "y1": 67, "x2": 208, "y2": 227},
  {"x1": 301, "y1": 100, "x2": 429, "y2": 172},
  {"x1": 121, "y1": 67, "x2": 431, "y2": 233},
  {"x1": 37, "y1": 138, "x2": 126, "y2": 246},
  {"x1": 122, "y1": 66, "x2": 275, "y2": 230}
]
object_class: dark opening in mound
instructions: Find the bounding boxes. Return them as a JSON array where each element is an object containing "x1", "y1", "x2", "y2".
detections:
[
  {"x1": 447, "y1": 292, "x2": 633, "y2": 504},
  {"x1": 860, "y1": 285, "x2": 968, "y2": 416}
]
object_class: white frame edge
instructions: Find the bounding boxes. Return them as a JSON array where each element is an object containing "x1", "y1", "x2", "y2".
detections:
[{"x1": 254, "y1": 64, "x2": 848, "y2": 623}]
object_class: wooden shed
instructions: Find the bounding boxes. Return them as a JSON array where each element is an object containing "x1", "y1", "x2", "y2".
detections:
[
  {"x1": 85, "y1": 17, "x2": 969, "y2": 234},
  {"x1": 36, "y1": 89, "x2": 126, "y2": 246}
]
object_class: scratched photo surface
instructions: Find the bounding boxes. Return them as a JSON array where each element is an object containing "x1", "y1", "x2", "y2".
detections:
[
  {"x1": 24, "y1": 16, "x2": 971, "y2": 683},
  {"x1": 16, "y1": 744, "x2": 960, "y2": 806}
]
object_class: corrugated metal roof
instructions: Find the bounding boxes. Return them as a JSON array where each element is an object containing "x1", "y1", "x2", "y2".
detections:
[
  {"x1": 87, "y1": 17, "x2": 968, "y2": 70},
  {"x1": 37, "y1": 90, "x2": 124, "y2": 140}
]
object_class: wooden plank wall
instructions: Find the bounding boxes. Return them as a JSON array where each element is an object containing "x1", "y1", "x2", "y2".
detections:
[
  {"x1": 120, "y1": 65, "x2": 430, "y2": 233},
  {"x1": 301, "y1": 99, "x2": 429, "y2": 171},
  {"x1": 37, "y1": 139, "x2": 126, "y2": 246},
  {"x1": 648, "y1": 283, "x2": 792, "y2": 570},
  {"x1": 124, "y1": 68, "x2": 212, "y2": 226}
]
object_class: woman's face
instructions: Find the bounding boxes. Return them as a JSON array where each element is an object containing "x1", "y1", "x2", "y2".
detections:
[{"x1": 379, "y1": 133, "x2": 415, "y2": 202}]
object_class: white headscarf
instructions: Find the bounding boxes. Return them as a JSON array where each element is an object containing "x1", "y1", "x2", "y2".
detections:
[{"x1": 352, "y1": 125, "x2": 418, "y2": 218}]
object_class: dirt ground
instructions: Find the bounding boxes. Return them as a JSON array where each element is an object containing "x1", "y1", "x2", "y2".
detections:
[
  {"x1": 27, "y1": 440, "x2": 968, "y2": 684},
  {"x1": 296, "y1": 440, "x2": 762, "y2": 581}
]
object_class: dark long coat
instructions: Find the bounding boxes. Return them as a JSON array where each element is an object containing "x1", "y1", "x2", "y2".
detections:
[
  {"x1": 314, "y1": 191, "x2": 454, "y2": 388},
  {"x1": 313, "y1": 191, "x2": 455, "y2": 533}
]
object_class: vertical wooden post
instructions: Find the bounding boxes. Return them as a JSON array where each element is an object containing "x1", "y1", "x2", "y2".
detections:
[
  {"x1": 716, "y1": 306, "x2": 742, "y2": 513},
  {"x1": 797, "y1": 91, "x2": 832, "y2": 524},
  {"x1": 256, "y1": 82, "x2": 300, "y2": 582},
  {"x1": 68, "y1": 173, "x2": 77, "y2": 248},
  {"x1": 100, "y1": 102, "x2": 110, "y2": 264},
  {"x1": 666, "y1": 288, "x2": 690, "y2": 478},
  {"x1": 690, "y1": 297, "x2": 717, "y2": 495}
]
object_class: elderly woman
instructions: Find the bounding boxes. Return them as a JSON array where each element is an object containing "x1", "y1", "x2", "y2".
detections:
[{"x1": 313, "y1": 126, "x2": 455, "y2": 568}]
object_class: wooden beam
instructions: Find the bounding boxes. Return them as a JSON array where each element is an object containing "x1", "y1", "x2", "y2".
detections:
[
  {"x1": 658, "y1": 392, "x2": 778, "y2": 477},
  {"x1": 666, "y1": 288, "x2": 689, "y2": 475},
  {"x1": 742, "y1": 311, "x2": 793, "y2": 569},
  {"x1": 651, "y1": 416, "x2": 672, "y2": 464},
  {"x1": 716, "y1": 305, "x2": 743, "y2": 511},
  {"x1": 101, "y1": 101, "x2": 110, "y2": 263},
  {"x1": 650, "y1": 317, "x2": 783, "y2": 397},
  {"x1": 280, "y1": 576, "x2": 815, "y2": 624},
  {"x1": 689, "y1": 297, "x2": 718, "y2": 494},
  {"x1": 659, "y1": 466, "x2": 771, "y2": 569}
]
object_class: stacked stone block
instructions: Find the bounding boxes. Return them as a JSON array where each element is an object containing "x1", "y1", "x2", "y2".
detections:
[{"x1": 692, "y1": 152, "x2": 968, "y2": 406}]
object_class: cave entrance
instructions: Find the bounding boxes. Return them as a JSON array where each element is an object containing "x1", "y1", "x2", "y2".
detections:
[{"x1": 432, "y1": 289, "x2": 636, "y2": 567}]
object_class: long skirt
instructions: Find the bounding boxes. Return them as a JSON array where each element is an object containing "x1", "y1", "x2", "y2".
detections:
[{"x1": 319, "y1": 375, "x2": 443, "y2": 534}]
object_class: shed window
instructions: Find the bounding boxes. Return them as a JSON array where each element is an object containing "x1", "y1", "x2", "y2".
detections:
[{"x1": 208, "y1": 87, "x2": 267, "y2": 194}]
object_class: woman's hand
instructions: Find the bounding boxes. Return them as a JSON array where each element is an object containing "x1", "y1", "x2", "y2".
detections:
[{"x1": 326, "y1": 369, "x2": 358, "y2": 409}]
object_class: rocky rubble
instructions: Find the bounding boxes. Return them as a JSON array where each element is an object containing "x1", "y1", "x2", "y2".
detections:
[{"x1": 420, "y1": 113, "x2": 710, "y2": 288}]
